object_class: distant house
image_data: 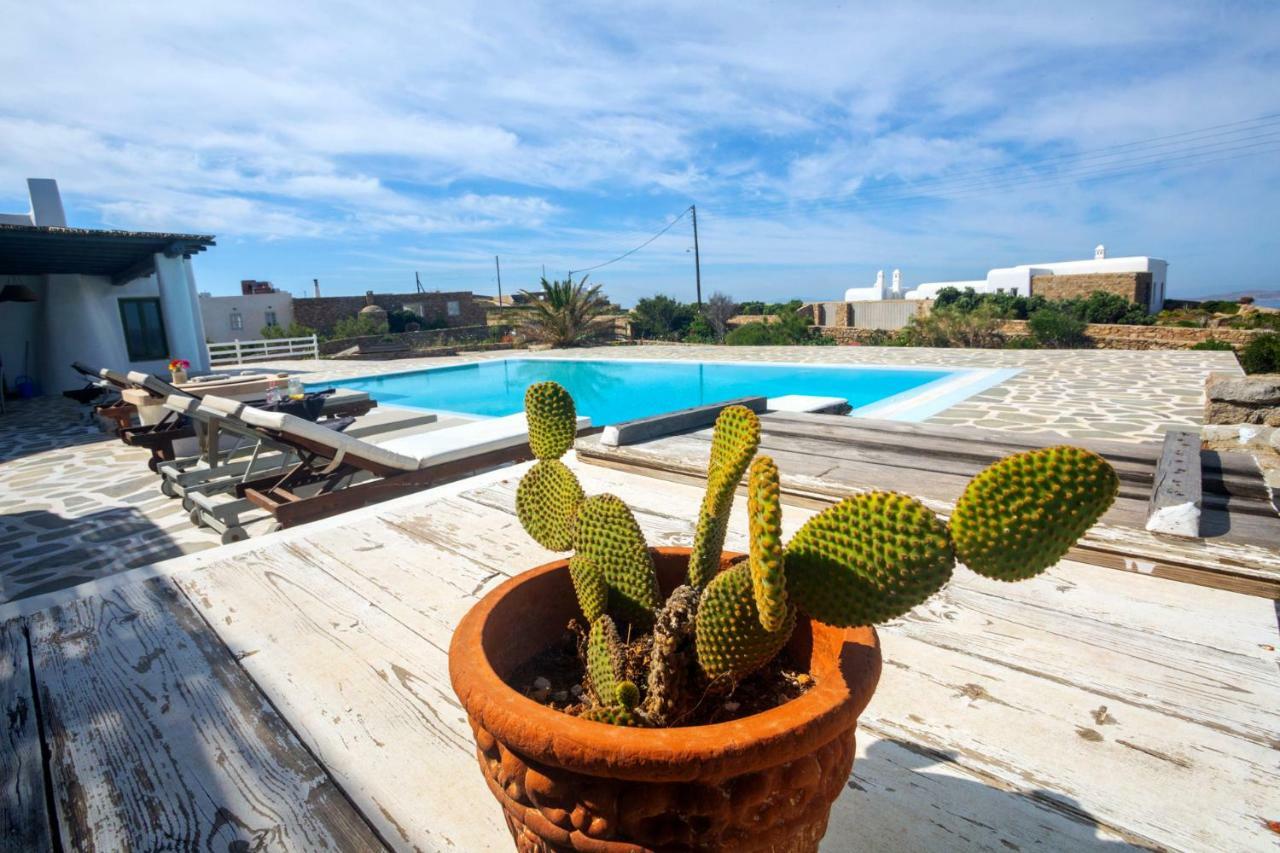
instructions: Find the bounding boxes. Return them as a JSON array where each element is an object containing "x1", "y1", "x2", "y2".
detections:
[
  {"x1": 292, "y1": 289, "x2": 485, "y2": 335},
  {"x1": 200, "y1": 280, "x2": 295, "y2": 343},
  {"x1": 0, "y1": 179, "x2": 215, "y2": 394},
  {"x1": 845, "y1": 245, "x2": 1168, "y2": 313}
]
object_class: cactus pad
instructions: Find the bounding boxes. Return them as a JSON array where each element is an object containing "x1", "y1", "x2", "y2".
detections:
[
  {"x1": 580, "y1": 704, "x2": 644, "y2": 727},
  {"x1": 950, "y1": 446, "x2": 1118, "y2": 581},
  {"x1": 687, "y1": 405, "x2": 761, "y2": 588},
  {"x1": 615, "y1": 680, "x2": 640, "y2": 709},
  {"x1": 695, "y1": 561, "x2": 795, "y2": 681},
  {"x1": 568, "y1": 554, "x2": 607, "y2": 622},
  {"x1": 785, "y1": 491, "x2": 955, "y2": 627},
  {"x1": 524, "y1": 381, "x2": 577, "y2": 460},
  {"x1": 516, "y1": 460, "x2": 584, "y2": 551},
  {"x1": 574, "y1": 494, "x2": 661, "y2": 626},
  {"x1": 586, "y1": 616, "x2": 623, "y2": 705},
  {"x1": 747, "y1": 456, "x2": 788, "y2": 632}
]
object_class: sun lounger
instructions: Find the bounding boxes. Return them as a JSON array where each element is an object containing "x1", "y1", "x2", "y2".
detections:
[
  {"x1": 119, "y1": 370, "x2": 376, "y2": 470},
  {"x1": 187, "y1": 395, "x2": 588, "y2": 540},
  {"x1": 157, "y1": 395, "x2": 438, "y2": 511}
]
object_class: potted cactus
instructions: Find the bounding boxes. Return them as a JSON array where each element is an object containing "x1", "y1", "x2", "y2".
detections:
[{"x1": 450, "y1": 382, "x2": 1118, "y2": 852}]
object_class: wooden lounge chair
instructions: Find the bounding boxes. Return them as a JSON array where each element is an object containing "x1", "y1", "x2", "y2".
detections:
[
  {"x1": 188, "y1": 395, "x2": 588, "y2": 539},
  {"x1": 157, "y1": 394, "x2": 437, "y2": 509},
  {"x1": 119, "y1": 371, "x2": 376, "y2": 471}
]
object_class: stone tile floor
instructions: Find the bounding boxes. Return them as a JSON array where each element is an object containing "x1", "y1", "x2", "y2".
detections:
[{"x1": 0, "y1": 344, "x2": 1239, "y2": 605}]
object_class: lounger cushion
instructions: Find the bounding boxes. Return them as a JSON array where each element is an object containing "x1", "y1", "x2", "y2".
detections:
[
  {"x1": 128, "y1": 371, "x2": 184, "y2": 399},
  {"x1": 375, "y1": 413, "x2": 590, "y2": 468},
  {"x1": 99, "y1": 367, "x2": 132, "y2": 388},
  {"x1": 201, "y1": 395, "x2": 419, "y2": 473}
]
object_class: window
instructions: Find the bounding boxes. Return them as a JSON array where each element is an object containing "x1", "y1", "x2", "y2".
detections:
[
  {"x1": 446, "y1": 300, "x2": 460, "y2": 317},
  {"x1": 229, "y1": 311, "x2": 244, "y2": 331},
  {"x1": 118, "y1": 298, "x2": 169, "y2": 361},
  {"x1": 264, "y1": 310, "x2": 278, "y2": 327}
]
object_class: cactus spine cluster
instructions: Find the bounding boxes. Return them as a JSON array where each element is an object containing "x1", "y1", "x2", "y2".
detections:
[{"x1": 514, "y1": 381, "x2": 1118, "y2": 727}]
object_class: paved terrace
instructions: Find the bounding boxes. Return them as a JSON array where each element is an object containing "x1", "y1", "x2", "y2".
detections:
[{"x1": 0, "y1": 345, "x2": 1238, "y2": 605}]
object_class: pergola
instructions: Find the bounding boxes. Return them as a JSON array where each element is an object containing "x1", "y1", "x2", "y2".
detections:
[{"x1": 0, "y1": 223, "x2": 215, "y2": 283}]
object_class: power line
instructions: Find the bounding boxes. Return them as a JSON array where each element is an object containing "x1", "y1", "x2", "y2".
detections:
[{"x1": 568, "y1": 206, "x2": 693, "y2": 276}]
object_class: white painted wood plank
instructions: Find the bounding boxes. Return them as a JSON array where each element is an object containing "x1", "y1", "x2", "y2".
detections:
[
  {"x1": 112, "y1": 460, "x2": 1280, "y2": 852},
  {"x1": 25, "y1": 578, "x2": 384, "y2": 852},
  {"x1": 173, "y1": 522, "x2": 515, "y2": 852},
  {"x1": 0, "y1": 618, "x2": 52, "y2": 853}
]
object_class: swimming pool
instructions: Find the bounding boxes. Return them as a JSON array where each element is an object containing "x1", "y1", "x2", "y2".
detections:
[{"x1": 317, "y1": 358, "x2": 1017, "y2": 425}]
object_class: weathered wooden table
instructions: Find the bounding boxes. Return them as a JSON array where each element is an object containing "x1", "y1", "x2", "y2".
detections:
[{"x1": 3, "y1": 460, "x2": 1277, "y2": 851}]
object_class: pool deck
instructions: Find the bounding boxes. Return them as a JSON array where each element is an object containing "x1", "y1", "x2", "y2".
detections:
[
  {"x1": 0, "y1": 345, "x2": 1240, "y2": 605},
  {"x1": 2, "y1": 458, "x2": 1277, "y2": 852}
]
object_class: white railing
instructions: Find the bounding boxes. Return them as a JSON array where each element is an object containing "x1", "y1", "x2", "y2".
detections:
[{"x1": 207, "y1": 335, "x2": 319, "y2": 366}]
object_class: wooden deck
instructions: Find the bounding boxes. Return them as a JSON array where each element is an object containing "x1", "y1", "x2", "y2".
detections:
[
  {"x1": 577, "y1": 412, "x2": 1280, "y2": 599},
  {"x1": 2, "y1": 460, "x2": 1278, "y2": 851}
]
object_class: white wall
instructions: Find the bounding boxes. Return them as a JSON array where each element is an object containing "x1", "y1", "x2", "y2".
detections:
[
  {"x1": 37, "y1": 273, "x2": 171, "y2": 393},
  {"x1": 200, "y1": 292, "x2": 295, "y2": 342}
]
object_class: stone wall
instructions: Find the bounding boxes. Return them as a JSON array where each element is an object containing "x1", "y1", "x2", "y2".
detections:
[
  {"x1": 998, "y1": 320, "x2": 1265, "y2": 350},
  {"x1": 295, "y1": 290, "x2": 485, "y2": 334},
  {"x1": 1030, "y1": 272, "x2": 1152, "y2": 308},
  {"x1": 318, "y1": 324, "x2": 501, "y2": 356},
  {"x1": 1204, "y1": 372, "x2": 1280, "y2": 426}
]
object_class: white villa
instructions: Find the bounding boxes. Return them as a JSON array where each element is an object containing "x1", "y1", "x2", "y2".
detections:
[
  {"x1": 0, "y1": 179, "x2": 214, "y2": 394},
  {"x1": 845, "y1": 245, "x2": 1169, "y2": 313}
]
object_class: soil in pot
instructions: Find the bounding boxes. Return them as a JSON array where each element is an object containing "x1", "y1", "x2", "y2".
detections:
[{"x1": 506, "y1": 619, "x2": 816, "y2": 727}]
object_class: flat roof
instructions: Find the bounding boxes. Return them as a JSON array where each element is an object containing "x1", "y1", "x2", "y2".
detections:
[{"x1": 0, "y1": 223, "x2": 216, "y2": 283}]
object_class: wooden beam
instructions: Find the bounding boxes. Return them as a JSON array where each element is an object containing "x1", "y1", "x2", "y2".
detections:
[
  {"x1": 0, "y1": 618, "x2": 53, "y2": 853},
  {"x1": 109, "y1": 253, "x2": 157, "y2": 285},
  {"x1": 1147, "y1": 428, "x2": 1203, "y2": 538},
  {"x1": 601, "y1": 396, "x2": 767, "y2": 447}
]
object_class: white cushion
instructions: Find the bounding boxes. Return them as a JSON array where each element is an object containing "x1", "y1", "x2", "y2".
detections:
[
  {"x1": 375, "y1": 413, "x2": 590, "y2": 468},
  {"x1": 768, "y1": 394, "x2": 848, "y2": 413},
  {"x1": 201, "y1": 395, "x2": 419, "y2": 472},
  {"x1": 129, "y1": 371, "x2": 183, "y2": 399}
]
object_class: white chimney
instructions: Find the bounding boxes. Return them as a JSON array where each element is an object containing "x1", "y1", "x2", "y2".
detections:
[
  {"x1": 1094, "y1": 244, "x2": 1106, "y2": 260},
  {"x1": 27, "y1": 178, "x2": 67, "y2": 227}
]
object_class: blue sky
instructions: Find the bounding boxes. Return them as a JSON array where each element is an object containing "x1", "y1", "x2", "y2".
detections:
[{"x1": 2, "y1": 1, "x2": 1278, "y2": 306}]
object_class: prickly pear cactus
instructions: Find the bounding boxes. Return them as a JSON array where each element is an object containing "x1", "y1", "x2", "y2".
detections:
[
  {"x1": 614, "y1": 680, "x2": 640, "y2": 709},
  {"x1": 950, "y1": 446, "x2": 1118, "y2": 581},
  {"x1": 687, "y1": 405, "x2": 761, "y2": 588},
  {"x1": 516, "y1": 459, "x2": 584, "y2": 551},
  {"x1": 747, "y1": 456, "x2": 788, "y2": 632},
  {"x1": 580, "y1": 703, "x2": 643, "y2": 727},
  {"x1": 574, "y1": 494, "x2": 661, "y2": 627},
  {"x1": 695, "y1": 561, "x2": 795, "y2": 681},
  {"x1": 586, "y1": 616, "x2": 624, "y2": 705},
  {"x1": 785, "y1": 491, "x2": 955, "y2": 628},
  {"x1": 524, "y1": 381, "x2": 577, "y2": 461},
  {"x1": 568, "y1": 554, "x2": 607, "y2": 622}
]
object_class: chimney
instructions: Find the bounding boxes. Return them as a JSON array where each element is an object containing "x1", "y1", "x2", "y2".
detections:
[
  {"x1": 313, "y1": 278, "x2": 320, "y2": 298},
  {"x1": 27, "y1": 178, "x2": 67, "y2": 227},
  {"x1": 365, "y1": 290, "x2": 375, "y2": 306}
]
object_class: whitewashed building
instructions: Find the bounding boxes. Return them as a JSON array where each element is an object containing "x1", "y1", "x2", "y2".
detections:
[
  {"x1": 0, "y1": 179, "x2": 214, "y2": 394},
  {"x1": 200, "y1": 290, "x2": 294, "y2": 343},
  {"x1": 846, "y1": 246, "x2": 1168, "y2": 313}
]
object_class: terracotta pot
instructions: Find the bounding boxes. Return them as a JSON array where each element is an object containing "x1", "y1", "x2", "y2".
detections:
[{"x1": 449, "y1": 547, "x2": 882, "y2": 852}]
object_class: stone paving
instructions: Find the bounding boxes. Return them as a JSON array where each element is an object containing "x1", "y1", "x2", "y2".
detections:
[{"x1": 0, "y1": 345, "x2": 1239, "y2": 605}]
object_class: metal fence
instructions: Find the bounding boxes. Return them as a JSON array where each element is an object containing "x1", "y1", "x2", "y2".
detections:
[{"x1": 207, "y1": 335, "x2": 320, "y2": 366}]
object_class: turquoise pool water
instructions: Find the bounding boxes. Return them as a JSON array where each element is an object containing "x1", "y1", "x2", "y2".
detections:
[{"x1": 318, "y1": 358, "x2": 958, "y2": 425}]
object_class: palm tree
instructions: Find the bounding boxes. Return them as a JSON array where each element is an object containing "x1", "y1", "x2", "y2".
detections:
[{"x1": 517, "y1": 275, "x2": 614, "y2": 347}]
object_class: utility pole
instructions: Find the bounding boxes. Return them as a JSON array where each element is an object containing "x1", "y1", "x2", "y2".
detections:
[
  {"x1": 691, "y1": 204, "x2": 703, "y2": 309},
  {"x1": 494, "y1": 255, "x2": 503, "y2": 306},
  {"x1": 415, "y1": 271, "x2": 425, "y2": 293}
]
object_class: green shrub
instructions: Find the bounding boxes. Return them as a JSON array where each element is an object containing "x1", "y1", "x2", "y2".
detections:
[
  {"x1": 683, "y1": 315, "x2": 717, "y2": 343},
  {"x1": 736, "y1": 299, "x2": 804, "y2": 316},
  {"x1": 1232, "y1": 311, "x2": 1280, "y2": 331},
  {"x1": 1197, "y1": 300, "x2": 1241, "y2": 315},
  {"x1": 899, "y1": 304, "x2": 1005, "y2": 348},
  {"x1": 330, "y1": 313, "x2": 388, "y2": 339},
  {"x1": 1240, "y1": 333, "x2": 1280, "y2": 374},
  {"x1": 630, "y1": 295, "x2": 696, "y2": 340},
  {"x1": 1028, "y1": 308, "x2": 1088, "y2": 348},
  {"x1": 723, "y1": 311, "x2": 829, "y2": 346},
  {"x1": 1190, "y1": 338, "x2": 1235, "y2": 351},
  {"x1": 261, "y1": 321, "x2": 317, "y2": 340}
]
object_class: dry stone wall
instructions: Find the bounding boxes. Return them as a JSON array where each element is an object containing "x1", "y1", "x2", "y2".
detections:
[
  {"x1": 1030, "y1": 272, "x2": 1152, "y2": 307},
  {"x1": 295, "y1": 291, "x2": 485, "y2": 334}
]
